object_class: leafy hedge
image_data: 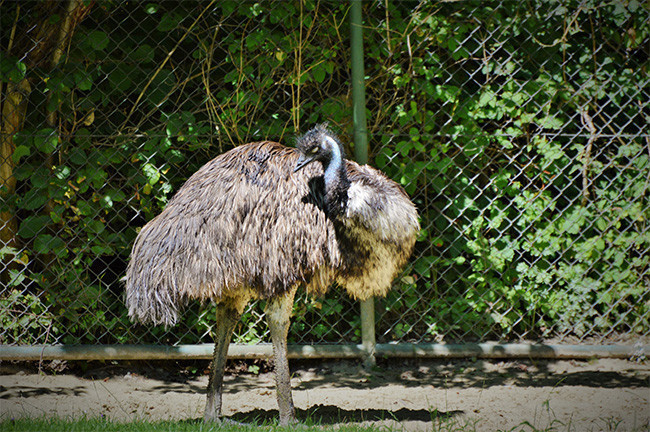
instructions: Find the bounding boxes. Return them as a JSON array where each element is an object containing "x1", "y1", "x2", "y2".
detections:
[{"x1": 0, "y1": 0, "x2": 648, "y2": 345}]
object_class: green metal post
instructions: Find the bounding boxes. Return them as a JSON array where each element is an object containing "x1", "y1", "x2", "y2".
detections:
[
  {"x1": 350, "y1": 0, "x2": 368, "y2": 165},
  {"x1": 350, "y1": 0, "x2": 375, "y2": 367}
]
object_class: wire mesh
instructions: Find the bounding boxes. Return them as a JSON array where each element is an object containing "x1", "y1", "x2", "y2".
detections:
[{"x1": 1, "y1": 0, "x2": 648, "y2": 350}]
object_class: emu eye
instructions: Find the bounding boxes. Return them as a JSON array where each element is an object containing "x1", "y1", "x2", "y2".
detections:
[{"x1": 310, "y1": 146, "x2": 319, "y2": 154}]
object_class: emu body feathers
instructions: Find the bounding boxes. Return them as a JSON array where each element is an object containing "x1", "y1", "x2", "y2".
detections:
[
  {"x1": 125, "y1": 127, "x2": 419, "y2": 425},
  {"x1": 126, "y1": 140, "x2": 418, "y2": 326}
]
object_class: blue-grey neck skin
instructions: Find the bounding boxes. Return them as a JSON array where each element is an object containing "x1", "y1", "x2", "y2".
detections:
[
  {"x1": 323, "y1": 135, "x2": 343, "y2": 186},
  {"x1": 321, "y1": 134, "x2": 350, "y2": 217}
]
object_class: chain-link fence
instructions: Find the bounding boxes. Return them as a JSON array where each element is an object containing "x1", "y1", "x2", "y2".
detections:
[{"x1": 1, "y1": 1, "x2": 648, "y2": 353}]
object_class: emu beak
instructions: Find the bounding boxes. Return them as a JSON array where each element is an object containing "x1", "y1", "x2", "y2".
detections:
[{"x1": 294, "y1": 154, "x2": 314, "y2": 172}]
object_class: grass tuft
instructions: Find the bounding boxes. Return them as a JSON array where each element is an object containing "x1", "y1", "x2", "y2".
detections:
[
  {"x1": 1, "y1": 413, "x2": 647, "y2": 432},
  {"x1": 0, "y1": 417, "x2": 393, "y2": 432}
]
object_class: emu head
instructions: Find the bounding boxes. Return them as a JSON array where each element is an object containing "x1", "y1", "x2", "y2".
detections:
[{"x1": 294, "y1": 124, "x2": 343, "y2": 172}]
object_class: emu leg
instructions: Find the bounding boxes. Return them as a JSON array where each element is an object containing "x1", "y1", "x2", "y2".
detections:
[
  {"x1": 204, "y1": 303, "x2": 240, "y2": 422},
  {"x1": 265, "y1": 286, "x2": 298, "y2": 426}
]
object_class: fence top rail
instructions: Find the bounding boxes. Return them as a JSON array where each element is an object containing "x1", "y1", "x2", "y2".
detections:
[{"x1": 1, "y1": 343, "x2": 646, "y2": 361}]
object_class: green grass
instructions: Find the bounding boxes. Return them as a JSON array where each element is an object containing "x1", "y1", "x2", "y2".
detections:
[
  {"x1": 0, "y1": 417, "x2": 391, "y2": 432},
  {"x1": 1, "y1": 415, "x2": 647, "y2": 432},
  {"x1": 3, "y1": 417, "x2": 327, "y2": 432},
  {"x1": 0, "y1": 415, "x2": 480, "y2": 432}
]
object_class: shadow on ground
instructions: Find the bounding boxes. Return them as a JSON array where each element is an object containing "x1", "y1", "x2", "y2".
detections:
[
  {"x1": 122, "y1": 358, "x2": 649, "y2": 397},
  {"x1": 0, "y1": 385, "x2": 87, "y2": 399},
  {"x1": 184, "y1": 405, "x2": 463, "y2": 425}
]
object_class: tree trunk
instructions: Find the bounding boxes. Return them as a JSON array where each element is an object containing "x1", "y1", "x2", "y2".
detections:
[
  {"x1": 0, "y1": 0, "x2": 92, "y2": 281},
  {"x1": 0, "y1": 78, "x2": 31, "y2": 254}
]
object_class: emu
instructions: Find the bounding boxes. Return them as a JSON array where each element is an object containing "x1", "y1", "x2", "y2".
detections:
[{"x1": 125, "y1": 124, "x2": 419, "y2": 425}]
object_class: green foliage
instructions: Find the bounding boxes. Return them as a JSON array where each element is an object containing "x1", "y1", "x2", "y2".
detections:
[
  {"x1": 290, "y1": 291, "x2": 360, "y2": 343},
  {"x1": 2, "y1": 0, "x2": 648, "y2": 345},
  {"x1": 0, "y1": 248, "x2": 56, "y2": 344},
  {"x1": 0, "y1": 52, "x2": 27, "y2": 83},
  {"x1": 370, "y1": 0, "x2": 649, "y2": 342},
  {"x1": 0, "y1": 289, "x2": 56, "y2": 344}
]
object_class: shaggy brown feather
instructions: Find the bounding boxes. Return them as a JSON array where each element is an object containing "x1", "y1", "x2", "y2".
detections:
[{"x1": 125, "y1": 140, "x2": 419, "y2": 327}]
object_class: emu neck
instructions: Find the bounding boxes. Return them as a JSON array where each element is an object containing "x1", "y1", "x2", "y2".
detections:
[{"x1": 322, "y1": 137, "x2": 349, "y2": 217}]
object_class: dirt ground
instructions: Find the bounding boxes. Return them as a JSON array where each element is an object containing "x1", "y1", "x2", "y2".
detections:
[{"x1": 1, "y1": 357, "x2": 648, "y2": 431}]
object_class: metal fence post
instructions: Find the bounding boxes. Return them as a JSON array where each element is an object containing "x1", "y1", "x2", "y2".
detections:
[{"x1": 350, "y1": 0, "x2": 375, "y2": 367}]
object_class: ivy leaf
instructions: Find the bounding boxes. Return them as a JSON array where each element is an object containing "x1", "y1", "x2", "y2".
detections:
[
  {"x1": 144, "y1": 3, "x2": 159, "y2": 14},
  {"x1": 18, "y1": 215, "x2": 52, "y2": 238},
  {"x1": 85, "y1": 219, "x2": 105, "y2": 235},
  {"x1": 18, "y1": 188, "x2": 48, "y2": 211},
  {"x1": 312, "y1": 65, "x2": 326, "y2": 83},
  {"x1": 77, "y1": 200, "x2": 94, "y2": 216},
  {"x1": 105, "y1": 189, "x2": 126, "y2": 202},
  {"x1": 157, "y1": 12, "x2": 182, "y2": 32},
  {"x1": 34, "y1": 234, "x2": 65, "y2": 254},
  {"x1": 561, "y1": 207, "x2": 589, "y2": 235},
  {"x1": 147, "y1": 69, "x2": 175, "y2": 106},
  {"x1": 9, "y1": 61, "x2": 26, "y2": 82},
  {"x1": 74, "y1": 70, "x2": 94, "y2": 91},
  {"x1": 538, "y1": 115, "x2": 564, "y2": 129},
  {"x1": 109, "y1": 64, "x2": 133, "y2": 92},
  {"x1": 13, "y1": 145, "x2": 30, "y2": 162},
  {"x1": 88, "y1": 31, "x2": 109, "y2": 51},
  {"x1": 131, "y1": 44, "x2": 155, "y2": 63},
  {"x1": 33, "y1": 128, "x2": 58, "y2": 153},
  {"x1": 91, "y1": 245, "x2": 114, "y2": 255},
  {"x1": 142, "y1": 163, "x2": 161, "y2": 185},
  {"x1": 54, "y1": 165, "x2": 71, "y2": 180},
  {"x1": 68, "y1": 148, "x2": 87, "y2": 165}
]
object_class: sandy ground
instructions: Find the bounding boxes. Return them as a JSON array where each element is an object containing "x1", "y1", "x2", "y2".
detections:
[{"x1": 0, "y1": 358, "x2": 648, "y2": 431}]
